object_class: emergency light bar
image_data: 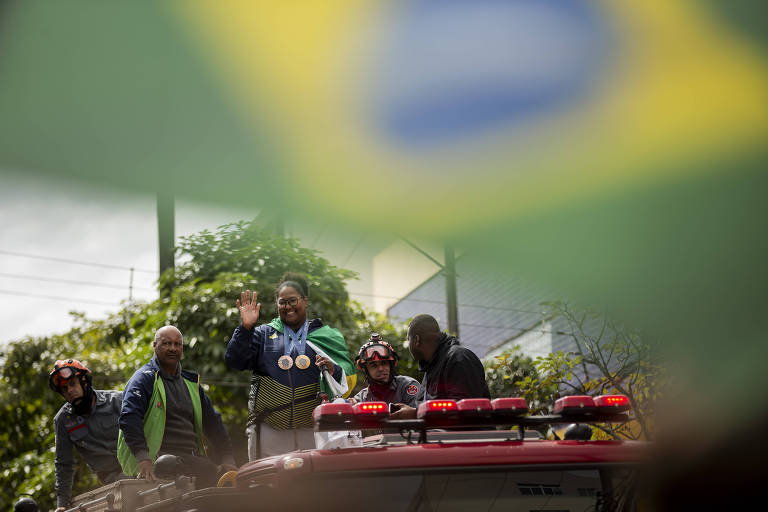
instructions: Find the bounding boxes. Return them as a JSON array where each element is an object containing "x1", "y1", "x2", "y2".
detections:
[
  {"x1": 594, "y1": 394, "x2": 631, "y2": 413},
  {"x1": 456, "y1": 398, "x2": 493, "y2": 418},
  {"x1": 313, "y1": 394, "x2": 631, "y2": 437},
  {"x1": 417, "y1": 400, "x2": 458, "y2": 419},
  {"x1": 491, "y1": 397, "x2": 529, "y2": 416},
  {"x1": 554, "y1": 395, "x2": 596, "y2": 415},
  {"x1": 312, "y1": 402, "x2": 354, "y2": 424},
  {"x1": 353, "y1": 402, "x2": 388, "y2": 415}
]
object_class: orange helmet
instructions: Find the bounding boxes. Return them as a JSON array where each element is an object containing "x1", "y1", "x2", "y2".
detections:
[{"x1": 48, "y1": 359, "x2": 91, "y2": 392}]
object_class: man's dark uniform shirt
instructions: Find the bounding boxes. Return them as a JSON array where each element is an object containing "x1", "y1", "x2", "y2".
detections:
[
  {"x1": 354, "y1": 375, "x2": 420, "y2": 407},
  {"x1": 54, "y1": 390, "x2": 124, "y2": 508},
  {"x1": 417, "y1": 333, "x2": 490, "y2": 401}
]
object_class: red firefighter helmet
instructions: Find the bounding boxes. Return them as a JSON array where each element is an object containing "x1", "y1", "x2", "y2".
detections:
[
  {"x1": 355, "y1": 333, "x2": 399, "y2": 371},
  {"x1": 48, "y1": 359, "x2": 91, "y2": 392}
]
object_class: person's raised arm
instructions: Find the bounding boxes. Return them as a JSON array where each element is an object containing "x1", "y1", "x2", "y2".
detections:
[
  {"x1": 237, "y1": 290, "x2": 261, "y2": 330},
  {"x1": 226, "y1": 290, "x2": 264, "y2": 371}
]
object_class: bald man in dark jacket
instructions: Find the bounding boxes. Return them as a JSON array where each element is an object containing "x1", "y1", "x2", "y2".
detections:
[{"x1": 391, "y1": 314, "x2": 490, "y2": 419}]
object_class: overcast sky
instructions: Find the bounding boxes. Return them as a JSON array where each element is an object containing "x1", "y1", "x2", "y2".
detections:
[{"x1": 0, "y1": 171, "x2": 257, "y2": 346}]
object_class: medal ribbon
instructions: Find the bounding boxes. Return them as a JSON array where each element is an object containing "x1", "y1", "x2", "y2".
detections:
[{"x1": 283, "y1": 320, "x2": 309, "y2": 357}]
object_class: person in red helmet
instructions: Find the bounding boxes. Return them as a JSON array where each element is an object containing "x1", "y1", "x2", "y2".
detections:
[
  {"x1": 49, "y1": 359, "x2": 125, "y2": 512},
  {"x1": 350, "y1": 333, "x2": 420, "y2": 409}
]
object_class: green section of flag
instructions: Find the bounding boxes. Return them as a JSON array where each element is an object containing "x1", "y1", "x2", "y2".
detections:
[
  {"x1": 0, "y1": 0, "x2": 282, "y2": 205},
  {"x1": 464, "y1": 147, "x2": 768, "y2": 417},
  {"x1": 703, "y1": 0, "x2": 768, "y2": 50}
]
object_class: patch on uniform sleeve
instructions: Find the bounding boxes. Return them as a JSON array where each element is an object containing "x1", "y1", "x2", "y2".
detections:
[
  {"x1": 64, "y1": 416, "x2": 86, "y2": 433},
  {"x1": 269, "y1": 332, "x2": 278, "y2": 339},
  {"x1": 406, "y1": 385, "x2": 418, "y2": 396}
]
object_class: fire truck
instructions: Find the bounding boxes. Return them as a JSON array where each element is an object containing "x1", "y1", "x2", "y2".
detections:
[{"x1": 67, "y1": 394, "x2": 648, "y2": 511}]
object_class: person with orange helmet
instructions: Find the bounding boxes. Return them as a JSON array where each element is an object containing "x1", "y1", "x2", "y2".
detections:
[
  {"x1": 49, "y1": 359, "x2": 125, "y2": 512},
  {"x1": 351, "y1": 333, "x2": 420, "y2": 409}
]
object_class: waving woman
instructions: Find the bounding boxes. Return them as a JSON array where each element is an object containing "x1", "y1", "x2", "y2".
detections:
[{"x1": 226, "y1": 273, "x2": 355, "y2": 460}]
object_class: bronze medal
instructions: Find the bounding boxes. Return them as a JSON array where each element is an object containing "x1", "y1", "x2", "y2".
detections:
[
  {"x1": 277, "y1": 355, "x2": 293, "y2": 370},
  {"x1": 295, "y1": 354, "x2": 311, "y2": 370}
]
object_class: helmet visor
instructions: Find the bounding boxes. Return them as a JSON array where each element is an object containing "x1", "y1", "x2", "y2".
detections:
[
  {"x1": 361, "y1": 345, "x2": 392, "y2": 361},
  {"x1": 51, "y1": 366, "x2": 76, "y2": 389}
]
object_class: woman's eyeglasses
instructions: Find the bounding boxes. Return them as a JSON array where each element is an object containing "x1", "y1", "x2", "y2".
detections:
[{"x1": 277, "y1": 296, "x2": 302, "y2": 308}]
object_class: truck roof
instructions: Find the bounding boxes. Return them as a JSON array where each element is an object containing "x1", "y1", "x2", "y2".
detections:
[
  {"x1": 95, "y1": 395, "x2": 649, "y2": 512},
  {"x1": 237, "y1": 436, "x2": 649, "y2": 488}
]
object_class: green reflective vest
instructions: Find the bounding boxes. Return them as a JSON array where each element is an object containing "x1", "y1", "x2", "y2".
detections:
[{"x1": 117, "y1": 372, "x2": 205, "y2": 477}]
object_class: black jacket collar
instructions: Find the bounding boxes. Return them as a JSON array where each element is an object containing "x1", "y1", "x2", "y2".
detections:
[{"x1": 418, "y1": 333, "x2": 457, "y2": 373}]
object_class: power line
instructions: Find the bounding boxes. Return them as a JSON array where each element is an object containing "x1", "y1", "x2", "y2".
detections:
[
  {"x1": 0, "y1": 251, "x2": 545, "y2": 315},
  {"x1": 342, "y1": 234, "x2": 366, "y2": 267},
  {"x1": 0, "y1": 264, "x2": 546, "y2": 317},
  {"x1": 0, "y1": 249, "x2": 155, "y2": 274},
  {"x1": 0, "y1": 289, "x2": 123, "y2": 306},
  {"x1": 309, "y1": 223, "x2": 327, "y2": 249},
  {"x1": 460, "y1": 321, "x2": 570, "y2": 337},
  {"x1": 0, "y1": 281, "x2": 542, "y2": 316},
  {"x1": 347, "y1": 291, "x2": 545, "y2": 315},
  {"x1": 0, "y1": 271, "x2": 156, "y2": 292},
  {"x1": 100, "y1": 375, "x2": 250, "y2": 388}
]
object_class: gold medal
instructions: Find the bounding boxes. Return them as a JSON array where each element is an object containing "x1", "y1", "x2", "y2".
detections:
[
  {"x1": 295, "y1": 354, "x2": 311, "y2": 370},
  {"x1": 277, "y1": 355, "x2": 293, "y2": 370}
]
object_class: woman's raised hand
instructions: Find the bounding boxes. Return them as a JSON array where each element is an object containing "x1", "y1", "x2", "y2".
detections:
[{"x1": 236, "y1": 290, "x2": 261, "y2": 330}]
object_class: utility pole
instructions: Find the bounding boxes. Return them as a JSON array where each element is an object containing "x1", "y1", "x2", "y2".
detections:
[
  {"x1": 125, "y1": 266, "x2": 134, "y2": 332},
  {"x1": 400, "y1": 237, "x2": 460, "y2": 337},
  {"x1": 157, "y1": 191, "x2": 175, "y2": 290},
  {"x1": 444, "y1": 244, "x2": 459, "y2": 336},
  {"x1": 128, "y1": 267, "x2": 134, "y2": 303}
]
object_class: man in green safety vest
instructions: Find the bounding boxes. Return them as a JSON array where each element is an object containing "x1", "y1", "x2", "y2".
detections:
[{"x1": 117, "y1": 326, "x2": 237, "y2": 487}]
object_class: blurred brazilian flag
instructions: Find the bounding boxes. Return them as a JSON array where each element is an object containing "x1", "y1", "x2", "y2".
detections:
[{"x1": 1, "y1": 1, "x2": 767, "y2": 430}]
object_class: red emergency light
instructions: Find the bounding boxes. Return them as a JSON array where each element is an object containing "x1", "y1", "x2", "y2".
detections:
[
  {"x1": 417, "y1": 399, "x2": 458, "y2": 419},
  {"x1": 594, "y1": 394, "x2": 630, "y2": 413},
  {"x1": 456, "y1": 398, "x2": 492, "y2": 418},
  {"x1": 353, "y1": 402, "x2": 388, "y2": 415},
  {"x1": 312, "y1": 402, "x2": 354, "y2": 424},
  {"x1": 553, "y1": 395, "x2": 596, "y2": 415},
  {"x1": 491, "y1": 397, "x2": 529, "y2": 415},
  {"x1": 312, "y1": 394, "x2": 630, "y2": 441}
]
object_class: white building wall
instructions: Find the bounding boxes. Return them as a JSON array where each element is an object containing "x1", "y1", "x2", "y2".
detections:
[
  {"x1": 372, "y1": 239, "x2": 445, "y2": 313},
  {"x1": 484, "y1": 321, "x2": 553, "y2": 361}
]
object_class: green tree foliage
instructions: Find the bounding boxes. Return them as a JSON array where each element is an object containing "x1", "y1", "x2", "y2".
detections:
[
  {"x1": 484, "y1": 301, "x2": 665, "y2": 440},
  {"x1": 0, "y1": 220, "x2": 407, "y2": 510},
  {"x1": 484, "y1": 346, "x2": 557, "y2": 413}
]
